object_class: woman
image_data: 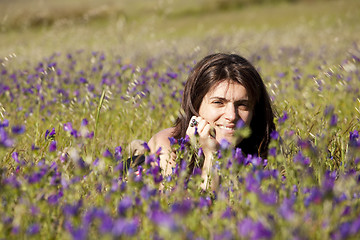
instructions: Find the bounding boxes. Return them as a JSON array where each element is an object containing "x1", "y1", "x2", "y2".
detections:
[{"x1": 148, "y1": 53, "x2": 275, "y2": 189}]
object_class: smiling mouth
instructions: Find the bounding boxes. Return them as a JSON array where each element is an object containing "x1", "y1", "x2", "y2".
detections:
[{"x1": 216, "y1": 124, "x2": 235, "y2": 131}]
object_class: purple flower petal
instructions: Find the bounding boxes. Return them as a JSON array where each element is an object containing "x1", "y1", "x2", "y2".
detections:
[
  {"x1": 27, "y1": 224, "x2": 40, "y2": 235},
  {"x1": 118, "y1": 197, "x2": 132, "y2": 216},
  {"x1": 81, "y1": 118, "x2": 88, "y2": 126},
  {"x1": 270, "y1": 130, "x2": 279, "y2": 140},
  {"x1": 49, "y1": 141, "x2": 57, "y2": 152},
  {"x1": 330, "y1": 114, "x2": 338, "y2": 126},
  {"x1": 12, "y1": 125, "x2": 25, "y2": 134},
  {"x1": 12, "y1": 151, "x2": 20, "y2": 163}
]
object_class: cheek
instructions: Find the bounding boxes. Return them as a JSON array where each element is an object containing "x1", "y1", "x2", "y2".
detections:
[
  {"x1": 240, "y1": 110, "x2": 253, "y2": 125},
  {"x1": 199, "y1": 106, "x2": 220, "y2": 124}
]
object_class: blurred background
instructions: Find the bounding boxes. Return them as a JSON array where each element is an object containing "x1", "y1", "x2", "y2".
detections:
[{"x1": 0, "y1": 0, "x2": 359, "y2": 64}]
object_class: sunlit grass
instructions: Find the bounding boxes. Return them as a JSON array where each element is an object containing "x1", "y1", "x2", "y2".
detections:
[{"x1": 0, "y1": 0, "x2": 359, "y2": 239}]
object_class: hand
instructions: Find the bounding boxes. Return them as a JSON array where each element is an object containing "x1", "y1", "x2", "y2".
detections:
[{"x1": 186, "y1": 116, "x2": 218, "y2": 157}]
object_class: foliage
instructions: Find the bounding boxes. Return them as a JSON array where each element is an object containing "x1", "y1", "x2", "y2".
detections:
[
  {"x1": 0, "y1": 39, "x2": 359, "y2": 239},
  {"x1": 0, "y1": 0, "x2": 360, "y2": 239}
]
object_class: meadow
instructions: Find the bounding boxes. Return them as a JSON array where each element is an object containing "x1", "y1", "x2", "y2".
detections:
[{"x1": 0, "y1": 0, "x2": 360, "y2": 239}]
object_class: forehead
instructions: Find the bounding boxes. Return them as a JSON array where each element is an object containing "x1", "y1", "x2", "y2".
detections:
[{"x1": 205, "y1": 80, "x2": 248, "y2": 100}]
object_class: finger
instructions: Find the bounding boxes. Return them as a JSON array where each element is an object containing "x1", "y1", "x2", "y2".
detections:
[
  {"x1": 199, "y1": 124, "x2": 218, "y2": 153},
  {"x1": 196, "y1": 117, "x2": 207, "y2": 134},
  {"x1": 186, "y1": 116, "x2": 198, "y2": 136},
  {"x1": 189, "y1": 116, "x2": 199, "y2": 128},
  {"x1": 199, "y1": 123, "x2": 211, "y2": 138}
]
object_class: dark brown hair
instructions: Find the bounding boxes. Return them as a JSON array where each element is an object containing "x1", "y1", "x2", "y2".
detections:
[{"x1": 173, "y1": 53, "x2": 275, "y2": 159}]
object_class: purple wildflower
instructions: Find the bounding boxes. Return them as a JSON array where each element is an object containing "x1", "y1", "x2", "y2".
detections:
[
  {"x1": 293, "y1": 151, "x2": 310, "y2": 165},
  {"x1": 197, "y1": 147, "x2": 204, "y2": 158},
  {"x1": 269, "y1": 147, "x2": 277, "y2": 157},
  {"x1": 49, "y1": 140, "x2": 57, "y2": 152},
  {"x1": 48, "y1": 193, "x2": 61, "y2": 205},
  {"x1": 259, "y1": 189, "x2": 277, "y2": 205},
  {"x1": 238, "y1": 218, "x2": 253, "y2": 236},
  {"x1": 112, "y1": 218, "x2": 138, "y2": 236},
  {"x1": 149, "y1": 210, "x2": 177, "y2": 231},
  {"x1": 349, "y1": 130, "x2": 360, "y2": 147},
  {"x1": 81, "y1": 118, "x2": 88, "y2": 126},
  {"x1": 167, "y1": 72, "x2": 178, "y2": 79},
  {"x1": 12, "y1": 151, "x2": 20, "y2": 163},
  {"x1": 198, "y1": 196, "x2": 212, "y2": 208},
  {"x1": 350, "y1": 216, "x2": 360, "y2": 235},
  {"x1": 220, "y1": 139, "x2": 231, "y2": 149},
  {"x1": 279, "y1": 197, "x2": 294, "y2": 220},
  {"x1": 246, "y1": 155, "x2": 263, "y2": 167},
  {"x1": 322, "y1": 170, "x2": 336, "y2": 192},
  {"x1": 4, "y1": 175, "x2": 20, "y2": 188},
  {"x1": 270, "y1": 130, "x2": 279, "y2": 140},
  {"x1": 27, "y1": 224, "x2": 40, "y2": 235},
  {"x1": 277, "y1": 72, "x2": 286, "y2": 78},
  {"x1": 192, "y1": 167, "x2": 202, "y2": 176},
  {"x1": 99, "y1": 214, "x2": 113, "y2": 233},
  {"x1": 12, "y1": 125, "x2": 25, "y2": 134},
  {"x1": 70, "y1": 129, "x2": 80, "y2": 138},
  {"x1": 142, "y1": 142, "x2": 150, "y2": 152},
  {"x1": 278, "y1": 111, "x2": 288, "y2": 124},
  {"x1": 86, "y1": 131, "x2": 94, "y2": 139},
  {"x1": 168, "y1": 137, "x2": 177, "y2": 146},
  {"x1": 45, "y1": 128, "x2": 56, "y2": 140},
  {"x1": 140, "y1": 186, "x2": 157, "y2": 200},
  {"x1": 70, "y1": 227, "x2": 87, "y2": 240},
  {"x1": 118, "y1": 197, "x2": 132, "y2": 216},
  {"x1": 30, "y1": 206, "x2": 39, "y2": 216},
  {"x1": 330, "y1": 114, "x2": 338, "y2": 126},
  {"x1": 0, "y1": 119, "x2": 9, "y2": 127},
  {"x1": 63, "y1": 200, "x2": 83, "y2": 216},
  {"x1": 221, "y1": 207, "x2": 234, "y2": 219},
  {"x1": 304, "y1": 187, "x2": 322, "y2": 207},
  {"x1": 12, "y1": 225, "x2": 20, "y2": 234},
  {"x1": 245, "y1": 173, "x2": 260, "y2": 192},
  {"x1": 171, "y1": 199, "x2": 192, "y2": 216},
  {"x1": 233, "y1": 148, "x2": 244, "y2": 165},
  {"x1": 342, "y1": 206, "x2": 351, "y2": 217},
  {"x1": 114, "y1": 146, "x2": 122, "y2": 161},
  {"x1": 238, "y1": 218, "x2": 272, "y2": 239},
  {"x1": 103, "y1": 149, "x2": 113, "y2": 158},
  {"x1": 63, "y1": 122, "x2": 73, "y2": 132},
  {"x1": 79, "y1": 77, "x2": 88, "y2": 84},
  {"x1": 236, "y1": 119, "x2": 245, "y2": 128}
]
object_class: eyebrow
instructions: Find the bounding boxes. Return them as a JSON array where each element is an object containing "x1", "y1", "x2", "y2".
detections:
[{"x1": 209, "y1": 97, "x2": 249, "y2": 102}]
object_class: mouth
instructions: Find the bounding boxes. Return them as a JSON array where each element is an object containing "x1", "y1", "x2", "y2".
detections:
[{"x1": 216, "y1": 124, "x2": 235, "y2": 132}]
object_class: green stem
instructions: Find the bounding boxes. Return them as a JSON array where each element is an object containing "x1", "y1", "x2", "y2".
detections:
[{"x1": 93, "y1": 89, "x2": 106, "y2": 153}]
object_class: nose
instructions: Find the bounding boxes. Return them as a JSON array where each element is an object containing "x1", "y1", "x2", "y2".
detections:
[{"x1": 224, "y1": 103, "x2": 237, "y2": 122}]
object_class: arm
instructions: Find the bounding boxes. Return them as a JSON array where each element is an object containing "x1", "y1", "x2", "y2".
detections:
[{"x1": 148, "y1": 127, "x2": 177, "y2": 176}]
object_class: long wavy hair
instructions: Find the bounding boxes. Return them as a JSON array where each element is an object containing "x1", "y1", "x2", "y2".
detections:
[{"x1": 173, "y1": 53, "x2": 275, "y2": 159}]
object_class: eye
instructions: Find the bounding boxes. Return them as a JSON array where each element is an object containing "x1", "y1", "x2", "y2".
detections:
[
  {"x1": 237, "y1": 102, "x2": 250, "y2": 111},
  {"x1": 212, "y1": 100, "x2": 224, "y2": 105}
]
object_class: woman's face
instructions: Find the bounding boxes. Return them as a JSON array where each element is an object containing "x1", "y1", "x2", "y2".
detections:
[{"x1": 198, "y1": 80, "x2": 253, "y2": 144}]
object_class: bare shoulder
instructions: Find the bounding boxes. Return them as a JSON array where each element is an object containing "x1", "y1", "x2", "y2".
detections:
[{"x1": 148, "y1": 127, "x2": 175, "y2": 153}]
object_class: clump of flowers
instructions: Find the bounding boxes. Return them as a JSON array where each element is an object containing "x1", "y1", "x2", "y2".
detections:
[{"x1": 0, "y1": 42, "x2": 359, "y2": 239}]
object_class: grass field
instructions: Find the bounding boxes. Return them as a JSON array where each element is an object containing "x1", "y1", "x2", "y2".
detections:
[
  {"x1": 1, "y1": 0, "x2": 359, "y2": 63},
  {"x1": 1, "y1": 0, "x2": 360, "y2": 239}
]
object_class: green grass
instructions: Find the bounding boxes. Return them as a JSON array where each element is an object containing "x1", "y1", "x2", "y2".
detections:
[
  {"x1": 0, "y1": 0, "x2": 359, "y2": 64},
  {"x1": 0, "y1": 1, "x2": 360, "y2": 239}
]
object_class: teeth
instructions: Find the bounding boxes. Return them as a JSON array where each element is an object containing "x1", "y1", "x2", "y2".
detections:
[{"x1": 218, "y1": 125, "x2": 234, "y2": 130}]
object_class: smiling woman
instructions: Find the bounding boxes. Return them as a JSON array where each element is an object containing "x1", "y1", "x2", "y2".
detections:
[{"x1": 147, "y1": 53, "x2": 276, "y2": 190}]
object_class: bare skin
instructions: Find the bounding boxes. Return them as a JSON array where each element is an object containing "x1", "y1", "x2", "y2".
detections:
[{"x1": 148, "y1": 80, "x2": 253, "y2": 190}]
